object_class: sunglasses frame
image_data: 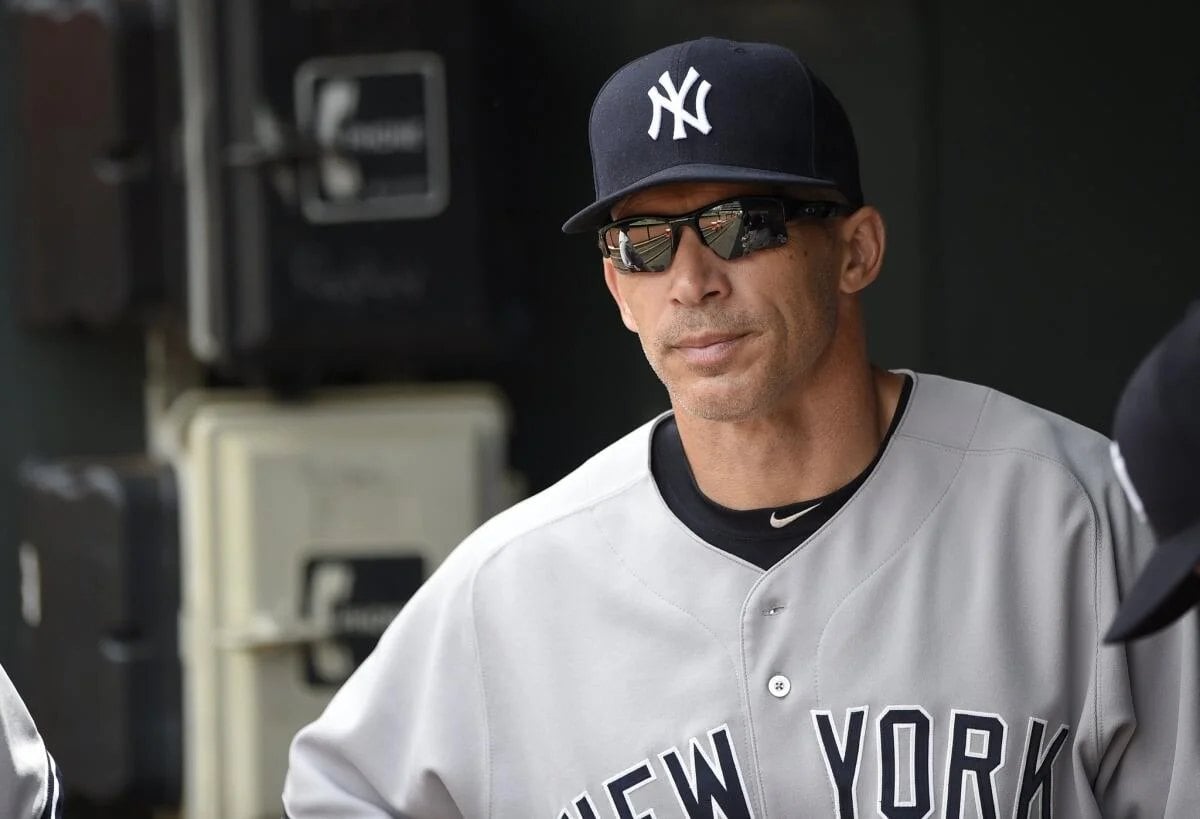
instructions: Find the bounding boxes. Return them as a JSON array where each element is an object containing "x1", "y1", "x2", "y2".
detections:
[{"x1": 598, "y1": 196, "x2": 854, "y2": 273}]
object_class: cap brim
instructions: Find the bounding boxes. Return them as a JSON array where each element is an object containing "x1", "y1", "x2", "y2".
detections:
[
  {"x1": 1105, "y1": 517, "x2": 1200, "y2": 642},
  {"x1": 561, "y1": 163, "x2": 841, "y2": 233}
]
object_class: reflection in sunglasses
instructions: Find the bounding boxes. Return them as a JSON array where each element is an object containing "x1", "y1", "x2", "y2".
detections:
[{"x1": 600, "y1": 197, "x2": 849, "y2": 273}]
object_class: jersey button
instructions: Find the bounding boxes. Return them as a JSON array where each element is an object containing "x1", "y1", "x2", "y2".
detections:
[{"x1": 768, "y1": 674, "x2": 791, "y2": 698}]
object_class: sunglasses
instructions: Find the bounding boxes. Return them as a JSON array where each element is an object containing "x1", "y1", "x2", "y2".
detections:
[{"x1": 598, "y1": 196, "x2": 854, "y2": 273}]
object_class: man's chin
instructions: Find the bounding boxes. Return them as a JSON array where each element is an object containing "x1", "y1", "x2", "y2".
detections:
[{"x1": 670, "y1": 379, "x2": 766, "y2": 423}]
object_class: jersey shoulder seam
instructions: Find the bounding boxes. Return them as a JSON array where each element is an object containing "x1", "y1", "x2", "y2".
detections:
[
  {"x1": 900, "y1": 434, "x2": 1106, "y2": 756},
  {"x1": 896, "y1": 380, "x2": 993, "y2": 452},
  {"x1": 466, "y1": 549, "x2": 494, "y2": 818},
  {"x1": 466, "y1": 470, "x2": 651, "y2": 818},
  {"x1": 470, "y1": 469, "x2": 648, "y2": 567}
]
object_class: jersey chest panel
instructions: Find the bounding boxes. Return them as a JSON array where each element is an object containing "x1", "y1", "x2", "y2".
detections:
[{"x1": 475, "y1": 441, "x2": 1098, "y2": 818}]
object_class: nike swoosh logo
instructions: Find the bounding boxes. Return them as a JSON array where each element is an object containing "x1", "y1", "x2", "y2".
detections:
[{"x1": 768, "y1": 503, "x2": 821, "y2": 529}]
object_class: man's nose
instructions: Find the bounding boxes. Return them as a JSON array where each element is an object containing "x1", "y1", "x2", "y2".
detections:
[{"x1": 666, "y1": 226, "x2": 731, "y2": 306}]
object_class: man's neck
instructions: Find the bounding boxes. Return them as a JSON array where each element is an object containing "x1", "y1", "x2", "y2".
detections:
[{"x1": 673, "y1": 364, "x2": 906, "y2": 511}]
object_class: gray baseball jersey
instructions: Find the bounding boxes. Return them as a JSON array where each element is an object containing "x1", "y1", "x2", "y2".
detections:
[
  {"x1": 1, "y1": 663, "x2": 62, "y2": 818},
  {"x1": 283, "y1": 371, "x2": 1200, "y2": 817}
]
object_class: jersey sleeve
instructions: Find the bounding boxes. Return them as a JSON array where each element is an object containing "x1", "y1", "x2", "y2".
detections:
[
  {"x1": 282, "y1": 552, "x2": 490, "y2": 819},
  {"x1": 0, "y1": 663, "x2": 62, "y2": 819},
  {"x1": 1076, "y1": 468, "x2": 1200, "y2": 813}
]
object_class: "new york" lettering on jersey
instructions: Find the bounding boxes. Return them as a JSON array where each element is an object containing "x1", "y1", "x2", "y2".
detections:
[{"x1": 557, "y1": 708, "x2": 1070, "y2": 818}]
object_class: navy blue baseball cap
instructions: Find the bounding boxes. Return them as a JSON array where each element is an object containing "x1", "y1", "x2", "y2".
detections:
[
  {"x1": 1105, "y1": 301, "x2": 1200, "y2": 642},
  {"x1": 562, "y1": 37, "x2": 864, "y2": 234}
]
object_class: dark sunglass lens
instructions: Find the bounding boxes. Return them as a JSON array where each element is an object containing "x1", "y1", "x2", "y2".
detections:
[
  {"x1": 735, "y1": 202, "x2": 787, "y2": 257},
  {"x1": 697, "y1": 203, "x2": 745, "y2": 260},
  {"x1": 602, "y1": 198, "x2": 804, "y2": 272}
]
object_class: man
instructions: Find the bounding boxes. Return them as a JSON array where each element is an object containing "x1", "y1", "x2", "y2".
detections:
[
  {"x1": 1105, "y1": 301, "x2": 1200, "y2": 642},
  {"x1": 283, "y1": 38, "x2": 1200, "y2": 816},
  {"x1": 1, "y1": 663, "x2": 62, "y2": 818}
]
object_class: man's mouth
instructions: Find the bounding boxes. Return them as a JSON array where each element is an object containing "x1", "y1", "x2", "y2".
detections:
[{"x1": 672, "y1": 333, "x2": 749, "y2": 366}]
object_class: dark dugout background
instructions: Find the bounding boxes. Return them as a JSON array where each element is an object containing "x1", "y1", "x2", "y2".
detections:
[{"x1": 0, "y1": 0, "x2": 1195, "y2": 664}]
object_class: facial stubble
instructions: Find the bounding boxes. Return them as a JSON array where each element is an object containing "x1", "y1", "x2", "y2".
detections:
[{"x1": 646, "y1": 253, "x2": 841, "y2": 423}]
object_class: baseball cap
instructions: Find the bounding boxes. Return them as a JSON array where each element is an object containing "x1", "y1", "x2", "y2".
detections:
[
  {"x1": 1105, "y1": 300, "x2": 1200, "y2": 642},
  {"x1": 561, "y1": 37, "x2": 863, "y2": 234}
]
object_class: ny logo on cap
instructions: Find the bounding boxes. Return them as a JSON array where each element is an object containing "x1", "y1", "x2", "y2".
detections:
[{"x1": 647, "y1": 67, "x2": 712, "y2": 141}]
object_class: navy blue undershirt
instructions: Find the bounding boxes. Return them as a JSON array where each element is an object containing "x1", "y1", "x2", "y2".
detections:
[{"x1": 650, "y1": 375, "x2": 913, "y2": 570}]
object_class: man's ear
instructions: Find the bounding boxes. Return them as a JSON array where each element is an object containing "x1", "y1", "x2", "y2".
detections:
[
  {"x1": 838, "y1": 206, "x2": 886, "y2": 295},
  {"x1": 603, "y1": 261, "x2": 639, "y2": 332}
]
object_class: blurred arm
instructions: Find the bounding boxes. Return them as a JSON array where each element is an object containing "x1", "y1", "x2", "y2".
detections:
[{"x1": 1, "y1": 663, "x2": 62, "y2": 819}]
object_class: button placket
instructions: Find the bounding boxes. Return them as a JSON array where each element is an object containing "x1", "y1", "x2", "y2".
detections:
[{"x1": 759, "y1": 600, "x2": 792, "y2": 698}]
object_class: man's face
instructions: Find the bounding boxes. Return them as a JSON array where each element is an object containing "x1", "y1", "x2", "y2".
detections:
[{"x1": 603, "y1": 182, "x2": 846, "y2": 423}]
